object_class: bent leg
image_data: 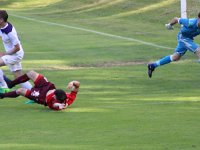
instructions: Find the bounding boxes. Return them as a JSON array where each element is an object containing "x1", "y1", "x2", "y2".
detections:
[
  {"x1": 0, "y1": 88, "x2": 29, "y2": 99},
  {"x1": 151, "y1": 53, "x2": 181, "y2": 68},
  {"x1": 13, "y1": 70, "x2": 32, "y2": 90},
  {"x1": 148, "y1": 52, "x2": 181, "y2": 78},
  {"x1": 10, "y1": 73, "x2": 30, "y2": 88},
  {"x1": 17, "y1": 88, "x2": 38, "y2": 103},
  {"x1": 14, "y1": 71, "x2": 35, "y2": 104},
  {"x1": 1, "y1": 90, "x2": 20, "y2": 98},
  {"x1": 154, "y1": 55, "x2": 173, "y2": 67},
  {"x1": 8, "y1": 70, "x2": 39, "y2": 88},
  {"x1": 150, "y1": 39, "x2": 186, "y2": 69},
  {"x1": 181, "y1": 38, "x2": 200, "y2": 60},
  {"x1": 0, "y1": 60, "x2": 9, "y2": 88},
  {"x1": 26, "y1": 70, "x2": 40, "y2": 82},
  {"x1": 0, "y1": 69, "x2": 8, "y2": 88},
  {"x1": 16, "y1": 88, "x2": 32, "y2": 100},
  {"x1": 171, "y1": 53, "x2": 182, "y2": 61},
  {"x1": 16, "y1": 88, "x2": 28, "y2": 96},
  {"x1": 3, "y1": 75, "x2": 12, "y2": 88}
]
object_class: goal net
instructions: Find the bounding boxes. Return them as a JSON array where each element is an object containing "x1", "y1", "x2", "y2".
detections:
[{"x1": 186, "y1": 0, "x2": 200, "y2": 18}]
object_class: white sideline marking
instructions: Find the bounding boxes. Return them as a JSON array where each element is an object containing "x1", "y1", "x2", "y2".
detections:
[{"x1": 11, "y1": 14, "x2": 172, "y2": 50}]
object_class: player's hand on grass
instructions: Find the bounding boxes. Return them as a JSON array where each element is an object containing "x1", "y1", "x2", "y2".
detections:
[{"x1": 165, "y1": 23, "x2": 174, "y2": 30}]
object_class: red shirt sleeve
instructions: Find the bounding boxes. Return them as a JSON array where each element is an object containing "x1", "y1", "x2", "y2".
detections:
[{"x1": 66, "y1": 91, "x2": 77, "y2": 106}]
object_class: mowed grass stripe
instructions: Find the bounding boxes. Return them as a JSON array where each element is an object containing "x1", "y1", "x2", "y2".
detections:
[
  {"x1": 0, "y1": 1, "x2": 199, "y2": 150},
  {"x1": 10, "y1": 14, "x2": 172, "y2": 49}
]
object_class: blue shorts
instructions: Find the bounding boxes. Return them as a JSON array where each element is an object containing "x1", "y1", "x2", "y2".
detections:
[{"x1": 175, "y1": 38, "x2": 199, "y2": 56}]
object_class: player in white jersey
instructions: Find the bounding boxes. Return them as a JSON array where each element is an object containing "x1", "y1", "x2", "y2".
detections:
[{"x1": 0, "y1": 10, "x2": 32, "y2": 102}]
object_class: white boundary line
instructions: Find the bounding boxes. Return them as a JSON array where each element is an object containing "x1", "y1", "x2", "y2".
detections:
[{"x1": 11, "y1": 14, "x2": 173, "y2": 50}]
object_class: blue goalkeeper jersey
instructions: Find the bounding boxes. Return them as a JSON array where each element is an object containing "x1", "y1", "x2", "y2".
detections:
[{"x1": 178, "y1": 18, "x2": 200, "y2": 40}]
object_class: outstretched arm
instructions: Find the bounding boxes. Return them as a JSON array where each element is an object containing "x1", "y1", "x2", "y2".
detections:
[
  {"x1": 169, "y1": 17, "x2": 179, "y2": 25},
  {"x1": 165, "y1": 17, "x2": 179, "y2": 30}
]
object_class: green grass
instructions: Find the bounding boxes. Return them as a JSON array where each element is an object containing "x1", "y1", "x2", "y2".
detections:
[{"x1": 0, "y1": 0, "x2": 200, "y2": 149}]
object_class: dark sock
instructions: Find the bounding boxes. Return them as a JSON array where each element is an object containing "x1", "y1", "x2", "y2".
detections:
[
  {"x1": 3, "y1": 91, "x2": 20, "y2": 98},
  {"x1": 11, "y1": 74, "x2": 30, "y2": 88},
  {"x1": 3, "y1": 75, "x2": 13, "y2": 89}
]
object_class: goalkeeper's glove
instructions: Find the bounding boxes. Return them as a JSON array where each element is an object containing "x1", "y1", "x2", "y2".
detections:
[{"x1": 165, "y1": 23, "x2": 174, "y2": 30}]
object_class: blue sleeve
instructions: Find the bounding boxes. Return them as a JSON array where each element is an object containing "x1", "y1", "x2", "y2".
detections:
[
  {"x1": 179, "y1": 18, "x2": 197, "y2": 27},
  {"x1": 179, "y1": 18, "x2": 189, "y2": 27}
]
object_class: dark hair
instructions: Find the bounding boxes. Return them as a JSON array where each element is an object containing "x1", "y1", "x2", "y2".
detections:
[
  {"x1": 54, "y1": 89, "x2": 67, "y2": 102},
  {"x1": 198, "y1": 12, "x2": 200, "y2": 18},
  {"x1": 0, "y1": 10, "x2": 8, "y2": 22}
]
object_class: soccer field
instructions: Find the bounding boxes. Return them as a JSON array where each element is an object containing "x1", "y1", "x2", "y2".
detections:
[{"x1": 1, "y1": 0, "x2": 200, "y2": 149}]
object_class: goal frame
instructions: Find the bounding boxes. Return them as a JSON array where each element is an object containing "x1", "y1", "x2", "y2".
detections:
[{"x1": 181, "y1": 0, "x2": 187, "y2": 18}]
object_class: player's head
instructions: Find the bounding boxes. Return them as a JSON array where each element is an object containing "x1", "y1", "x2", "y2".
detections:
[
  {"x1": 54, "y1": 89, "x2": 67, "y2": 102},
  {"x1": 198, "y1": 12, "x2": 200, "y2": 18},
  {"x1": 0, "y1": 10, "x2": 8, "y2": 23}
]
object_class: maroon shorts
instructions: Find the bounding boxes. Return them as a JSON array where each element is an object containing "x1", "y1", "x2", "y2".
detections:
[{"x1": 25, "y1": 74, "x2": 56, "y2": 105}]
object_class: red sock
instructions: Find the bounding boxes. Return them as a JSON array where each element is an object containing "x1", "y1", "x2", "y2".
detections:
[
  {"x1": 3, "y1": 91, "x2": 20, "y2": 98},
  {"x1": 11, "y1": 74, "x2": 30, "y2": 87}
]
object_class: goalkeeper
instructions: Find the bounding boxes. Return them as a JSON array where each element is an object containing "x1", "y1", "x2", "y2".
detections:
[
  {"x1": 0, "y1": 70, "x2": 80, "y2": 111},
  {"x1": 148, "y1": 12, "x2": 200, "y2": 78}
]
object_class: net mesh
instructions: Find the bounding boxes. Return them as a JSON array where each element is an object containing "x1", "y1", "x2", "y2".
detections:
[{"x1": 187, "y1": 0, "x2": 200, "y2": 18}]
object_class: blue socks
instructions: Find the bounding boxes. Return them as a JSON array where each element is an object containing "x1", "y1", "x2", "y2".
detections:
[{"x1": 154, "y1": 55, "x2": 172, "y2": 68}]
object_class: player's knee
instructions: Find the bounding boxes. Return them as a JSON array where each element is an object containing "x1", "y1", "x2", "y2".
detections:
[
  {"x1": 171, "y1": 54, "x2": 181, "y2": 61},
  {"x1": 173, "y1": 57, "x2": 180, "y2": 61},
  {"x1": 16, "y1": 88, "x2": 28, "y2": 96},
  {"x1": 27, "y1": 70, "x2": 35, "y2": 76},
  {"x1": 27, "y1": 70, "x2": 37, "y2": 78},
  {"x1": 16, "y1": 88, "x2": 25, "y2": 94},
  {"x1": 195, "y1": 48, "x2": 200, "y2": 57}
]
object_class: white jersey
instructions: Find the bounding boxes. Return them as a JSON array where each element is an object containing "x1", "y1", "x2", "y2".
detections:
[
  {"x1": 0, "y1": 22, "x2": 24, "y2": 57},
  {"x1": 0, "y1": 22, "x2": 24, "y2": 72}
]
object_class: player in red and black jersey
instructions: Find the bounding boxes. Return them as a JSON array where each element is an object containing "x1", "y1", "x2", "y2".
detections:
[{"x1": 0, "y1": 70, "x2": 80, "y2": 111}]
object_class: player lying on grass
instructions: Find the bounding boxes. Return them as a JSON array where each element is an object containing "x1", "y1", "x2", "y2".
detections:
[
  {"x1": 148, "y1": 12, "x2": 200, "y2": 78},
  {"x1": 0, "y1": 70, "x2": 80, "y2": 111}
]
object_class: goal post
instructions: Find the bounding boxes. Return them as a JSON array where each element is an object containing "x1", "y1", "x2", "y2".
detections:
[
  {"x1": 181, "y1": 0, "x2": 187, "y2": 18},
  {"x1": 181, "y1": 0, "x2": 200, "y2": 18}
]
